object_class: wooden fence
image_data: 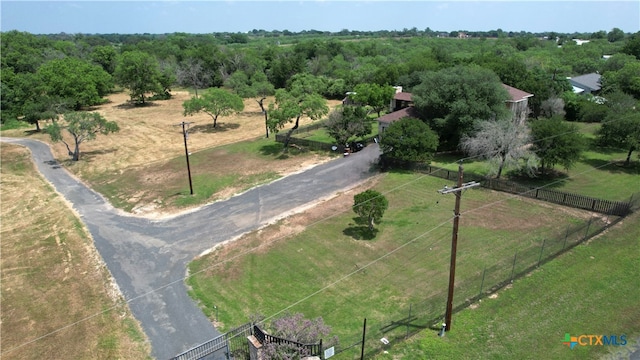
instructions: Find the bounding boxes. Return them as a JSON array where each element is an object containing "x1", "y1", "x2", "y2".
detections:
[{"x1": 380, "y1": 156, "x2": 633, "y2": 217}]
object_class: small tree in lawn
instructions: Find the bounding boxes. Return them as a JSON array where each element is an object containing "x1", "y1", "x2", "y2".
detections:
[
  {"x1": 44, "y1": 111, "x2": 119, "y2": 161},
  {"x1": 597, "y1": 111, "x2": 640, "y2": 166},
  {"x1": 353, "y1": 189, "x2": 388, "y2": 231},
  {"x1": 183, "y1": 87, "x2": 244, "y2": 128},
  {"x1": 530, "y1": 116, "x2": 585, "y2": 176}
]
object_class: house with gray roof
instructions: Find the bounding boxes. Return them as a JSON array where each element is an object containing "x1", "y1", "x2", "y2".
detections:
[{"x1": 568, "y1": 73, "x2": 602, "y2": 95}]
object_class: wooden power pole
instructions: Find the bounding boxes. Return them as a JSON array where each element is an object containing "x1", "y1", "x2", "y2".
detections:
[
  {"x1": 175, "y1": 121, "x2": 194, "y2": 195},
  {"x1": 438, "y1": 163, "x2": 479, "y2": 332}
]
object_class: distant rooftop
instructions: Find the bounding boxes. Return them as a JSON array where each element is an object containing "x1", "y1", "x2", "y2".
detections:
[
  {"x1": 568, "y1": 73, "x2": 602, "y2": 92},
  {"x1": 501, "y1": 84, "x2": 534, "y2": 102},
  {"x1": 378, "y1": 106, "x2": 419, "y2": 124},
  {"x1": 394, "y1": 92, "x2": 413, "y2": 102}
]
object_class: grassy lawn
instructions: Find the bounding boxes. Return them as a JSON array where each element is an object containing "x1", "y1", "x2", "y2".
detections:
[
  {"x1": 374, "y1": 210, "x2": 640, "y2": 360},
  {"x1": 299, "y1": 118, "x2": 379, "y2": 144},
  {"x1": 0, "y1": 143, "x2": 151, "y2": 360},
  {"x1": 431, "y1": 122, "x2": 639, "y2": 202},
  {"x1": 186, "y1": 172, "x2": 604, "y2": 357}
]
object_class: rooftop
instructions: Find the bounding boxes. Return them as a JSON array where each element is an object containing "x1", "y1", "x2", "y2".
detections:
[
  {"x1": 568, "y1": 73, "x2": 602, "y2": 92},
  {"x1": 502, "y1": 84, "x2": 534, "y2": 102},
  {"x1": 378, "y1": 106, "x2": 419, "y2": 124}
]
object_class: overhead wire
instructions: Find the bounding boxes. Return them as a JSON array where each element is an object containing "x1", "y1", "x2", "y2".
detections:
[{"x1": 4, "y1": 119, "x2": 626, "y2": 355}]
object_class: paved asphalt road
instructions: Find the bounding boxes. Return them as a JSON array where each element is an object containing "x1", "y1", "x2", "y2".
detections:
[{"x1": 2, "y1": 137, "x2": 381, "y2": 359}]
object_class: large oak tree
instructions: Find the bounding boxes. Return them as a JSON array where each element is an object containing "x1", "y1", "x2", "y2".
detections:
[
  {"x1": 380, "y1": 117, "x2": 439, "y2": 163},
  {"x1": 267, "y1": 74, "x2": 329, "y2": 150},
  {"x1": 45, "y1": 112, "x2": 119, "y2": 161},
  {"x1": 183, "y1": 87, "x2": 244, "y2": 128},
  {"x1": 597, "y1": 111, "x2": 640, "y2": 166},
  {"x1": 115, "y1": 50, "x2": 163, "y2": 105},
  {"x1": 324, "y1": 105, "x2": 370, "y2": 147},
  {"x1": 411, "y1": 65, "x2": 510, "y2": 150},
  {"x1": 530, "y1": 117, "x2": 585, "y2": 175}
]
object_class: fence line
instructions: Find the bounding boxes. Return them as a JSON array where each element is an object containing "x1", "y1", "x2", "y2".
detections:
[
  {"x1": 170, "y1": 322, "x2": 253, "y2": 360},
  {"x1": 379, "y1": 157, "x2": 633, "y2": 217},
  {"x1": 332, "y1": 213, "x2": 623, "y2": 359}
]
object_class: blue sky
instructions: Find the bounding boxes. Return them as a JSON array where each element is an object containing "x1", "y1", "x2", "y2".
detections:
[{"x1": 1, "y1": 1, "x2": 639, "y2": 35}]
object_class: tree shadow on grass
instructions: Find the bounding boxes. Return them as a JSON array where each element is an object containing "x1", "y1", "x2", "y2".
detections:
[
  {"x1": 343, "y1": 218, "x2": 378, "y2": 240},
  {"x1": 343, "y1": 226, "x2": 378, "y2": 240},
  {"x1": 582, "y1": 158, "x2": 640, "y2": 175},
  {"x1": 22, "y1": 129, "x2": 41, "y2": 136},
  {"x1": 75, "y1": 148, "x2": 119, "y2": 163},
  {"x1": 189, "y1": 122, "x2": 240, "y2": 134},
  {"x1": 259, "y1": 142, "x2": 302, "y2": 159},
  {"x1": 259, "y1": 142, "x2": 284, "y2": 156},
  {"x1": 114, "y1": 101, "x2": 161, "y2": 110},
  {"x1": 507, "y1": 169, "x2": 570, "y2": 189}
]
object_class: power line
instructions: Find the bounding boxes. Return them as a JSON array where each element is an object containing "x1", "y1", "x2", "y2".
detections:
[{"x1": 4, "y1": 125, "x2": 624, "y2": 354}]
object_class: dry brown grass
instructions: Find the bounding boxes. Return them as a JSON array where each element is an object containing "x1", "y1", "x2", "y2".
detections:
[
  {"x1": 5, "y1": 91, "x2": 342, "y2": 177},
  {"x1": 0, "y1": 143, "x2": 151, "y2": 360},
  {"x1": 2, "y1": 91, "x2": 343, "y2": 217}
]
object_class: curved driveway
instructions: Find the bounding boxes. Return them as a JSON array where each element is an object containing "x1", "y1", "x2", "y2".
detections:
[{"x1": 1, "y1": 137, "x2": 381, "y2": 359}]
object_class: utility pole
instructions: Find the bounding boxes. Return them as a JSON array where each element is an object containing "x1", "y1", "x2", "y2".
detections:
[
  {"x1": 438, "y1": 163, "x2": 479, "y2": 332},
  {"x1": 175, "y1": 121, "x2": 194, "y2": 195}
]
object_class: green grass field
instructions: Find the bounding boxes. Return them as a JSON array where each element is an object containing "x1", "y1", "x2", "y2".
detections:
[
  {"x1": 374, "y1": 210, "x2": 640, "y2": 360},
  {"x1": 431, "y1": 123, "x2": 639, "y2": 201},
  {"x1": 186, "y1": 171, "x2": 614, "y2": 358}
]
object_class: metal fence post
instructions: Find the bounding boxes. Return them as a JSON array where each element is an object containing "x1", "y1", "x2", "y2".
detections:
[
  {"x1": 406, "y1": 304, "x2": 412, "y2": 339},
  {"x1": 510, "y1": 252, "x2": 517, "y2": 282},
  {"x1": 584, "y1": 218, "x2": 593, "y2": 240},
  {"x1": 538, "y1": 239, "x2": 546, "y2": 267},
  {"x1": 479, "y1": 267, "x2": 486, "y2": 296},
  {"x1": 562, "y1": 225, "x2": 570, "y2": 250}
]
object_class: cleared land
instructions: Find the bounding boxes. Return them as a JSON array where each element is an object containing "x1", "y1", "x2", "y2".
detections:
[
  {"x1": 2, "y1": 91, "x2": 343, "y2": 217},
  {"x1": 0, "y1": 143, "x2": 150, "y2": 360}
]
